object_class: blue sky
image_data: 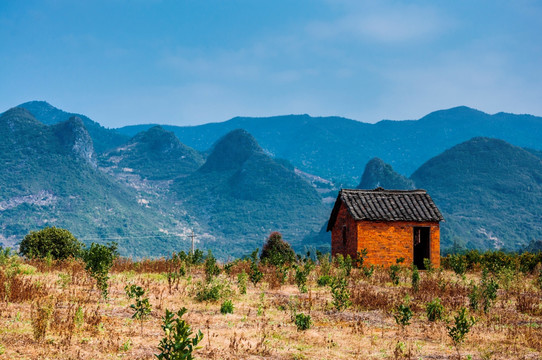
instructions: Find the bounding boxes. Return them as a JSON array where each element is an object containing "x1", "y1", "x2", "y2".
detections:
[{"x1": 1, "y1": 0, "x2": 541, "y2": 127}]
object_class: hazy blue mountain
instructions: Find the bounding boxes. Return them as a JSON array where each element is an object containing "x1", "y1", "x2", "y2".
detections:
[
  {"x1": 0, "y1": 108, "x2": 188, "y2": 257},
  {"x1": 16, "y1": 101, "x2": 129, "y2": 153},
  {"x1": 117, "y1": 106, "x2": 542, "y2": 184},
  {"x1": 99, "y1": 126, "x2": 204, "y2": 180},
  {"x1": 411, "y1": 137, "x2": 542, "y2": 251},
  {"x1": 357, "y1": 158, "x2": 415, "y2": 190},
  {"x1": 171, "y1": 129, "x2": 329, "y2": 257}
]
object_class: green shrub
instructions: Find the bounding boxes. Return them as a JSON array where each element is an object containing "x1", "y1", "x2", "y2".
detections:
[
  {"x1": 411, "y1": 265, "x2": 420, "y2": 292},
  {"x1": 204, "y1": 250, "x2": 220, "y2": 282},
  {"x1": 355, "y1": 248, "x2": 368, "y2": 268},
  {"x1": 447, "y1": 254, "x2": 467, "y2": 276},
  {"x1": 468, "y1": 283, "x2": 480, "y2": 312},
  {"x1": 317, "y1": 251, "x2": 331, "y2": 277},
  {"x1": 125, "y1": 284, "x2": 152, "y2": 334},
  {"x1": 0, "y1": 246, "x2": 14, "y2": 266},
  {"x1": 20, "y1": 227, "x2": 82, "y2": 260},
  {"x1": 389, "y1": 264, "x2": 401, "y2": 286},
  {"x1": 220, "y1": 300, "x2": 234, "y2": 314},
  {"x1": 342, "y1": 255, "x2": 353, "y2": 277},
  {"x1": 426, "y1": 298, "x2": 445, "y2": 322},
  {"x1": 248, "y1": 249, "x2": 263, "y2": 286},
  {"x1": 481, "y1": 272, "x2": 499, "y2": 313},
  {"x1": 195, "y1": 277, "x2": 232, "y2": 302},
  {"x1": 362, "y1": 264, "x2": 375, "y2": 278},
  {"x1": 294, "y1": 261, "x2": 314, "y2": 293},
  {"x1": 294, "y1": 313, "x2": 312, "y2": 331},
  {"x1": 155, "y1": 308, "x2": 203, "y2": 360},
  {"x1": 81, "y1": 242, "x2": 118, "y2": 299},
  {"x1": 393, "y1": 301, "x2": 413, "y2": 329},
  {"x1": 330, "y1": 276, "x2": 351, "y2": 311},
  {"x1": 260, "y1": 232, "x2": 295, "y2": 266},
  {"x1": 447, "y1": 307, "x2": 476, "y2": 358},
  {"x1": 317, "y1": 275, "x2": 332, "y2": 287},
  {"x1": 237, "y1": 270, "x2": 248, "y2": 295}
]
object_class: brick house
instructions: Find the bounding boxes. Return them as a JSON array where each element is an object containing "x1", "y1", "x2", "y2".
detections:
[{"x1": 327, "y1": 188, "x2": 444, "y2": 268}]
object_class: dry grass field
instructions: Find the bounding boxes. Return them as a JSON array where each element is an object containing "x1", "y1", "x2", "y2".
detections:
[{"x1": 0, "y1": 252, "x2": 541, "y2": 360}]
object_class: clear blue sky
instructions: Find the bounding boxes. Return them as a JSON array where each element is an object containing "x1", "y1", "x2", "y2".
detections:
[{"x1": 1, "y1": 0, "x2": 541, "y2": 127}]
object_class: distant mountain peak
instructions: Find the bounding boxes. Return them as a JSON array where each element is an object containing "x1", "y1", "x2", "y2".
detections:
[
  {"x1": 131, "y1": 125, "x2": 182, "y2": 153},
  {"x1": 199, "y1": 129, "x2": 263, "y2": 172},
  {"x1": 358, "y1": 157, "x2": 415, "y2": 190},
  {"x1": 0, "y1": 107, "x2": 44, "y2": 133},
  {"x1": 53, "y1": 116, "x2": 96, "y2": 167}
]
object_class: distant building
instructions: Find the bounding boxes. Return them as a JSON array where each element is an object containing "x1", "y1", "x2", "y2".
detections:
[{"x1": 327, "y1": 188, "x2": 444, "y2": 268}]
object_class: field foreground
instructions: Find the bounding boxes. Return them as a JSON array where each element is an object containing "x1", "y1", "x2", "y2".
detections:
[{"x1": 0, "y1": 254, "x2": 541, "y2": 359}]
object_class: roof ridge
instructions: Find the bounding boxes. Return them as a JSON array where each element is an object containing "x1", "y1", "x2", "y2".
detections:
[{"x1": 342, "y1": 188, "x2": 427, "y2": 194}]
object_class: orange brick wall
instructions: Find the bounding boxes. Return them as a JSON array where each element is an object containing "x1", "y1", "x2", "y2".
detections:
[{"x1": 331, "y1": 203, "x2": 440, "y2": 267}]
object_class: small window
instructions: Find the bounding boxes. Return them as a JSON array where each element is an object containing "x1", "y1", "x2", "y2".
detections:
[{"x1": 342, "y1": 225, "x2": 347, "y2": 246}]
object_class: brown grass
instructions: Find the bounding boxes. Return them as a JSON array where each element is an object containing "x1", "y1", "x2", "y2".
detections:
[{"x1": 0, "y1": 258, "x2": 540, "y2": 359}]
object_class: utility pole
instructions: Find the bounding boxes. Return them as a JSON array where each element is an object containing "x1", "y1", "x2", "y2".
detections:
[{"x1": 190, "y1": 229, "x2": 195, "y2": 255}]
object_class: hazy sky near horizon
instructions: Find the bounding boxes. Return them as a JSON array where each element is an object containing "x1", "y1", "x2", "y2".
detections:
[{"x1": 1, "y1": 0, "x2": 541, "y2": 127}]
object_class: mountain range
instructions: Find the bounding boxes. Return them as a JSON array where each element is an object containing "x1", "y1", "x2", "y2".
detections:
[
  {"x1": 116, "y1": 106, "x2": 542, "y2": 184},
  {"x1": 1, "y1": 101, "x2": 541, "y2": 257}
]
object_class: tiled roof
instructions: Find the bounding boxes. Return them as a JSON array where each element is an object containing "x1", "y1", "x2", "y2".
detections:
[{"x1": 327, "y1": 188, "x2": 443, "y2": 231}]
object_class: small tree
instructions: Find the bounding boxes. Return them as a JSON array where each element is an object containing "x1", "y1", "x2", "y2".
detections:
[
  {"x1": 330, "y1": 276, "x2": 351, "y2": 311},
  {"x1": 20, "y1": 227, "x2": 82, "y2": 260},
  {"x1": 125, "y1": 284, "x2": 152, "y2": 335},
  {"x1": 447, "y1": 307, "x2": 476, "y2": 359},
  {"x1": 155, "y1": 308, "x2": 203, "y2": 360},
  {"x1": 82, "y1": 242, "x2": 118, "y2": 299},
  {"x1": 204, "y1": 250, "x2": 220, "y2": 282},
  {"x1": 260, "y1": 232, "x2": 295, "y2": 266}
]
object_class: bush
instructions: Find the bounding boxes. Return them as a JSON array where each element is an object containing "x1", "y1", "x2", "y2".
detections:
[
  {"x1": 317, "y1": 275, "x2": 332, "y2": 287},
  {"x1": 330, "y1": 276, "x2": 351, "y2": 311},
  {"x1": 237, "y1": 270, "x2": 248, "y2": 295},
  {"x1": 260, "y1": 232, "x2": 295, "y2": 266},
  {"x1": 294, "y1": 261, "x2": 314, "y2": 293},
  {"x1": 19, "y1": 227, "x2": 83, "y2": 260},
  {"x1": 447, "y1": 307, "x2": 476, "y2": 358},
  {"x1": 393, "y1": 301, "x2": 413, "y2": 329},
  {"x1": 156, "y1": 308, "x2": 203, "y2": 360},
  {"x1": 411, "y1": 265, "x2": 420, "y2": 292},
  {"x1": 249, "y1": 249, "x2": 263, "y2": 286},
  {"x1": 195, "y1": 277, "x2": 232, "y2": 302},
  {"x1": 220, "y1": 300, "x2": 234, "y2": 314},
  {"x1": 426, "y1": 298, "x2": 445, "y2": 322},
  {"x1": 294, "y1": 313, "x2": 312, "y2": 331},
  {"x1": 82, "y1": 242, "x2": 118, "y2": 299},
  {"x1": 125, "y1": 284, "x2": 152, "y2": 334},
  {"x1": 204, "y1": 250, "x2": 220, "y2": 282}
]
